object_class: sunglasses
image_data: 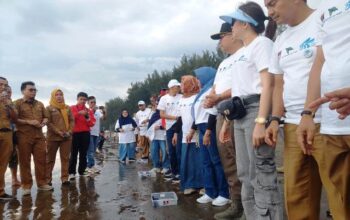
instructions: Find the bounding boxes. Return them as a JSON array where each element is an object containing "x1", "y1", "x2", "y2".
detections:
[{"x1": 29, "y1": 88, "x2": 37, "y2": 92}]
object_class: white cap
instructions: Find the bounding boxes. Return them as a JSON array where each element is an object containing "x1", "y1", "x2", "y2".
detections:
[
  {"x1": 168, "y1": 79, "x2": 181, "y2": 88},
  {"x1": 138, "y1": 100, "x2": 146, "y2": 105}
]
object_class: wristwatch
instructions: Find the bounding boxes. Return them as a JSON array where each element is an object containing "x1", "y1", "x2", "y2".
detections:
[{"x1": 255, "y1": 117, "x2": 266, "y2": 124}]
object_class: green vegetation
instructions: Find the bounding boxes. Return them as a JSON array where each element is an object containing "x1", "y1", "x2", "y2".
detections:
[{"x1": 102, "y1": 50, "x2": 225, "y2": 130}]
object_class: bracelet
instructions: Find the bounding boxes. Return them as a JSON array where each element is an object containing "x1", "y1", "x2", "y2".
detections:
[
  {"x1": 301, "y1": 110, "x2": 315, "y2": 118},
  {"x1": 270, "y1": 116, "x2": 281, "y2": 124}
]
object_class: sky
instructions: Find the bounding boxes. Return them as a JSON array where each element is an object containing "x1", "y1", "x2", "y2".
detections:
[{"x1": 0, "y1": 0, "x2": 321, "y2": 106}]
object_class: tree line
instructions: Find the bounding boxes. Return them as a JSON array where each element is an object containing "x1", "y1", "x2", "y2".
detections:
[{"x1": 102, "y1": 50, "x2": 225, "y2": 131}]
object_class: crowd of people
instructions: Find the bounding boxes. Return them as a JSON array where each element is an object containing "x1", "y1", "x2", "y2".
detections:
[
  {"x1": 113, "y1": 1, "x2": 349, "y2": 220},
  {"x1": 0, "y1": 0, "x2": 349, "y2": 220},
  {"x1": 0, "y1": 80, "x2": 106, "y2": 198}
]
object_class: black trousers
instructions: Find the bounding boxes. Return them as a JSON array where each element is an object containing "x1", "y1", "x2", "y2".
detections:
[{"x1": 69, "y1": 131, "x2": 90, "y2": 175}]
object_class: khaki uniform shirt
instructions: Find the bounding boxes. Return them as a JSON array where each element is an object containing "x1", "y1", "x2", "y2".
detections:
[
  {"x1": 46, "y1": 105, "x2": 74, "y2": 141},
  {"x1": 0, "y1": 104, "x2": 12, "y2": 130},
  {"x1": 14, "y1": 99, "x2": 48, "y2": 138}
]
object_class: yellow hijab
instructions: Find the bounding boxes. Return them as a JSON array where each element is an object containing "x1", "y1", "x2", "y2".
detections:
[{"x1": 50, "y1": 89, "x2": 69, "y2": 129}]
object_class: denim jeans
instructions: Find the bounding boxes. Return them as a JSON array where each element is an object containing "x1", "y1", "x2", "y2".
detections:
[
  {"x1": 234, "y1": 104, "x2": 283, "y2": 220},
  {"x1": 180, "y1": 142, "x2": 203, "y2": 191},
  {"x1": 87, "y1": 135, "x2": 99, "y2": 168},
  {"x1": 119, "y1": 142, "x2": 136, "y2": 161},
  {"x1": 198, "y1": 123, "x2": 229, "y2": 199},
  {"x1": 150, "y1": 140, "x2": 170, "y2": 169},
  {"x1": 166, "y1": 125, "x2": 182, "y2": 175}
]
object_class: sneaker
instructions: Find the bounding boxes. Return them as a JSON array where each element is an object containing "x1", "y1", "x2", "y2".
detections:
[
  {"x1": 136, "y1": 159, "x2": 146, "y2": 164},
  {"x1": 164, "y1": 170, "x2": 173, "y2": 178},
  {"x1": 128, "y1": 158, "x2": 136, "y2": 162},
  {"x1": 197, "y1": 194, "x2": 214, "y2": 204},
  {"x1": 119, "y1": 159, "x2": 126, "y2": 164},
  {"x1": 184, "y1": 188, "x2": 196, "y2": 195},
  {"x1": 0, "y1": 193, "x2": 13, "y2": 200},
  {"x1": 161, "y1": 168, "x2": 169, "y2": 174},
  {"x1": 214, "y1": 199, "x2": 243, "y2": 219},
  {"x1": 69, "y1": 174, "x2": 76, "y2": 181},
  {"x1": 22, "y1": 189, "x2": 31, "y2": 196},
  {"x1": 171, "y1": 177, "x2": 180, "y2": 184},
  {"x1": 38, "y1": 185, "x2": 54, "y2": 191},
  {"x1": 199, "y1": 188, "x2": 205, "y2": 195},
  {"x1": 149, "y1": 168, "x2": 158, "y2": 176},
  {"x1": 212, "y1": 196, "x2": 230, "y2": 207},
  {"x1": 164, "y1": 176, "x2": 173, "y2": 181}
]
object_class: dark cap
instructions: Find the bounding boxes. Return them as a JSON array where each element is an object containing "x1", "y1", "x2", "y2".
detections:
[{"x1": 210, "y1": 23, "x2": 232, "y2": 40}]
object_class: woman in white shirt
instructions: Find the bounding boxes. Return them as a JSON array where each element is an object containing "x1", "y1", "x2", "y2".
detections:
[
  {"x1": 115, "y1": 109, "x2": 138, "y2": 163},
  {"x1": 219, "y1": 2, "x2": 282, "y2": 219},
  {"x1": 188, "y1": 67, "x2": 231, "y2": 207},
  {"x1": 173, "y1": 75, "x2": 203, "y2": 195}
]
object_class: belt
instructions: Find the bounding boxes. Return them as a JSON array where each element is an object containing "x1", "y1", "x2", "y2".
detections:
[
  {"x1": 242, "y1": 94, "x2": 261, "y2": 106},
  {"x1": 0, "y1": 128, "x2": 12, "y2": 132}
]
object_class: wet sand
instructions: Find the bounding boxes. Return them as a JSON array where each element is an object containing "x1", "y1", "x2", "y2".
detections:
[{"x1": 1, "y1": 141, "x2": 330, "y2": 220}]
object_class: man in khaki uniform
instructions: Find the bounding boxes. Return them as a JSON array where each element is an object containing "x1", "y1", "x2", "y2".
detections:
[
  {"x1": 0, "y1": 76, "x2": 17, "y2": 200},
  {"x1": 15, "y1": 81, "x2": 52, "y2": 195},
  {"x1": 46, "y1": 89, "x2": 74, "y2": 185}
]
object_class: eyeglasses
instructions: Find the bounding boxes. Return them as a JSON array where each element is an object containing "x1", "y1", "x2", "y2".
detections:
[
  {"x1": 90, "y1": 101, "x2": 96, "y2": 103},
  {"x1": 29, "y1": 88, "x2": 37, "y2": 92}
]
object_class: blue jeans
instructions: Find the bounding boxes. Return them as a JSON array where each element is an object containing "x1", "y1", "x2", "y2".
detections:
[
  {"x1": 87, "y1": 135, "x2": 99, "y2": 168},
  {"x1": 198, "y1": 123, "x2": 229, "y2": 199},
  {"x1": 119, "y1": 142, "x2": 136, "y2": 161},
  {"x1": 166, "y1": 126, "x2": 182, "y2": 175},
  {"x1": 150, "y1": 140, "x2": 170, "y2": 169},
  {"x1": 180, "y1": 142, "x2": 203, "y2": 191}
]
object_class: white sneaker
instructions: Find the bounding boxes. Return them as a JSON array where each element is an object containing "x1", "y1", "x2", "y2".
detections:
[
  {"x1": 161, "y1": 168, "x2": 169, "y2": 174},
  {"x1": 22, "y1": 189, "x2": 31, "y2": 196},
  {"x1": 196, "y1": 194, "x2": 214, "y2": 204},
  {"x1": 69, "y1": 174, "x2": 76, "y2": 181},
  {"x1": 38, "y1": 185, "x2": 54, "y2": 191},
  {"x1": 149, "y1": 168, "x2": 159, "y2": 175},
  {"x1": 212, "y1": 196, "x2": 230, "y2": 206}
]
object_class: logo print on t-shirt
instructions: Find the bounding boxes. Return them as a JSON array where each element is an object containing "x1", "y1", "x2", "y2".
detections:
[
  {"x1": 304, "y1": 50, "x2": 313, "y2": 58},
  {"x1": 300, "y1": 38, "x2": 315, "y2": 50},
  {"x1": 285, "y1": 47, "x2": 294, "y2": 55},
  {"x1": 328, "y1": 7, "x2": 339, "y2": 16},
  {"x1": 238, "y1": 55, "x2": 247, "y2": 62},
  {"x1": 346, "y1": 0, "x2": 350, "y2": 10}
]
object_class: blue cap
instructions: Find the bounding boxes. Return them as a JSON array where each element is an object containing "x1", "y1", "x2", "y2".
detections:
[{"x1": 220, "y1": 9, "x2": 258, "y2": 27}]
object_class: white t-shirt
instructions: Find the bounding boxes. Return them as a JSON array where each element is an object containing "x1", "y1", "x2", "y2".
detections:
[
  {"x1": 135, "y1": 108, "x2": 152, "y2": 136},
  {"x1": 214, "y1": 55, "x2": 235, "y2": 95},
  {"x1": 193, "y1": 89, "x2": 214, "y2": 124},
  {"x1": 90, "y1": 109, "x2": 103, "y2": 136},
  {"x1": 146, "y1": 119, "x2": 166, "y2": 141},
  {"x1": 316, "y1": 0, "x2": 350, "y2": 134},
  {"x1": 231, "y1": 36, "x2": 273, "y2": 97},
  {"x1": 176, "y1": 95, "x2": 196, "y2": 143},
  {"x1": 157, "y1": 93, "x2": 182, "y2": 130},
  {"x1": 115, "y1": 120, "x2": 136, "y2": 144},
  {"x1": 269, "y1": 11, "x2": 321, "y2": 125}
]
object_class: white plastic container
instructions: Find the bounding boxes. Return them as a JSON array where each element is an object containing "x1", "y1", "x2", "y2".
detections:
[
  {"x1": 138, "y1": 171, "x2": 156, "y2": 178},
  {"x1": 151, "y1": 192, "x2": 178, "y2": 207}
]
